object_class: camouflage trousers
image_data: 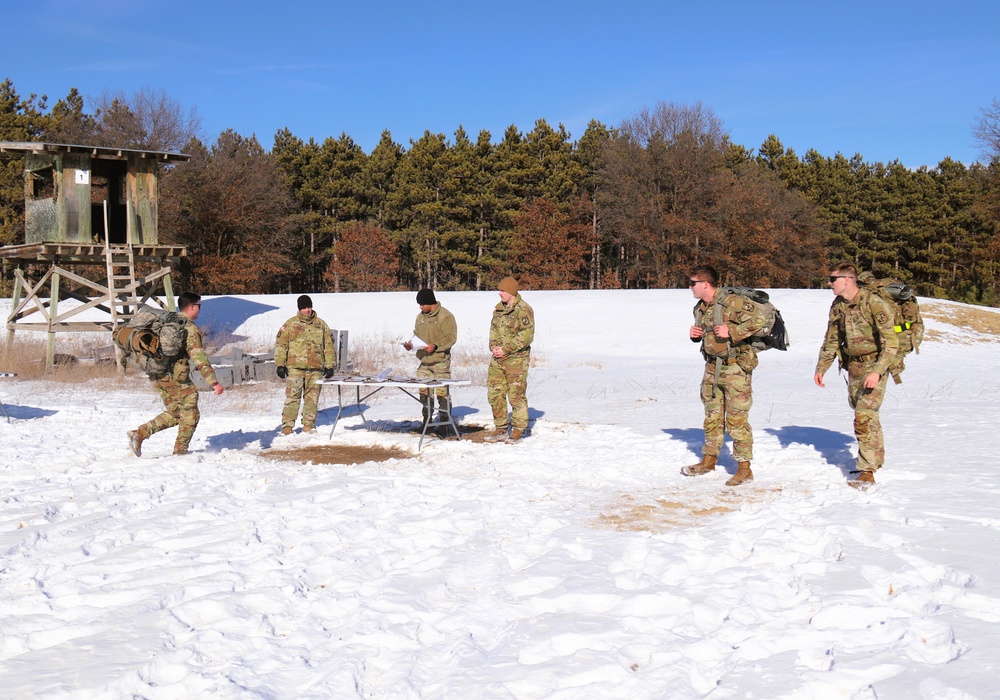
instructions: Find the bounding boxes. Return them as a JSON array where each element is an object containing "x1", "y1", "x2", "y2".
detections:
[
  {"x1": 139, "y1": 376, "x2": 200, "y2": 452},
  {"x1": 699, "y1": 360, "x2": 754, "y2": 462},
  {"x1": 846, "y1": 359, "x2": 889, "y2": 472},
  {"x1": 417, "y1": 359, "x2": 451, "y2": 409},
  {"x1": 282, "y1": 368, "x2": 324, "y2": 430},
  {"x1": 488, "y1": 353, "x2": 529, "y2": 430}
]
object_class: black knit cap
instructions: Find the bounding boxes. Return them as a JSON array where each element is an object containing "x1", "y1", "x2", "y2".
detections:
[
  {"x1": 416, "y1": 289, "x2": 436, "y2": 305},
  {"x1": 297, "y1": 294, "x2": 313, "y2": 310}
]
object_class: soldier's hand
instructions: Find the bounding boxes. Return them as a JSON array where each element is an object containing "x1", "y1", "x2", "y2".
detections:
[
  {"x1": 713, "y1": 324, "x2": 731, "y2": 339},
  {"x1": 403, "y1": 341, "x2": 413, "y2": 351},
  {"x1": 276, "y1": 366, "x2": 288, "y2": 379},
  {"x1": 424, "y1": 344, "x2": 436, "y2": 353},
  {"x1": 212, "y1": 382, "x2": 224, "y2": 395},
  {"x1": 863, "y1": 371, "x2": 881, "y2": 389},
  {"x1": 814, "y1": 372, "x2": 826, "y2": 388},
  {"x1": 324, "y1": 368, "x2": 334, "y2": 379},
  {"x1": 492, "y1": 346, "x2": 505, "y2": 358},
  {"x1": 690, "y1": 325, "x2": 704, "y2": 339}
]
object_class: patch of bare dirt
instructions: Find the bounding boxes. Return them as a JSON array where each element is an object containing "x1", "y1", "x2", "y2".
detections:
[
  {"x1": 922, "y1": 300, "x2": 1000, "y2": 341},
  {"x1": 265, "y1": 444, "x2": 410, "y2": 465},
  {"x1": 594, "y1": 487, "x2": 783, "y2": 533}
]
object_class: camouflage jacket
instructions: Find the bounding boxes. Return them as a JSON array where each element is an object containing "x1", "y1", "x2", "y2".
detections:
[
  {"x1": 275, "y1": 311, "x2": 336, "y2": 371},
  {"x1": 414, "y1": 304, "x2": 457, "y2": 366},
  {"x1": 168, "y1": 313, "x2": 219, "y2": 386},
  {"x1": 489, "y1": 294, "x2": 534, "y2": 357},
  {"x1": 815, "y1": 288, "x2": 900, "y2": 376},
  {"x1": 692, "y1": 288, "x2": 769, "y2": 360}
]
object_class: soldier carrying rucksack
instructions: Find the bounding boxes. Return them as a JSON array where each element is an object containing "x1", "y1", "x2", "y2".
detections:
[
  {"x1": 119, "y1": 292, "x2": 224, "y2": 457},
  {"x1": 814, "y1": 263, "x2": 908, "y2": 490},
  {"x1": 682, "y1": 265, "x2": 774, "y2": 487}
]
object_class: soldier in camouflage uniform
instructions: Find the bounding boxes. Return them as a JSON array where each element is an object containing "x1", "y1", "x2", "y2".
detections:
[
  {"x1": 127, "y1": 292, "x2": 224, "y2": 457},
  {"x1": 402, "y1": 289, "x2": 458, "y2": 428},
  {"x1": 814, "y1": 263, "x2": 899, "y2": 490},
  {"x1": 483, "y1": 277, "x2": 534, "y2": 444},
  {"x1": 275, "y1": 295, "x2": 337, "y2": 435},
  {"x1": 682, "y1": 266, "x2": 769, "y2": 486}
]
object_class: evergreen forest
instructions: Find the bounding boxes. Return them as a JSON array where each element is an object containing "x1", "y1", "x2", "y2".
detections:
[{"x1": 2, "y1": 79, "x2": 999, "y2": 305}]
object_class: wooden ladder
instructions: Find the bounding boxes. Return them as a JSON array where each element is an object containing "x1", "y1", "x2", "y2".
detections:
[{"x1": 105, "y1": 244, "x2": 140, "y2": 327}]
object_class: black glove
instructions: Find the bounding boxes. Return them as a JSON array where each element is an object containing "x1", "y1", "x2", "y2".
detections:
[
  {"x1": 276, "y1": 366, "x2": 287, "y2": 379},
  {"x1": 324, "y1": 368, "x2": 334, "y2": 379}
]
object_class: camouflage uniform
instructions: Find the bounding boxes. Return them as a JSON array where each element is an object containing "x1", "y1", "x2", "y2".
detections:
[
  {"x1": 488, "y1": 294, "x2": 534, "y2": 431},
  {"x1": 692, "y1": 289, "x2": 769, "y2": 462},
  {"x1": 815, "y1": 288, "x2": 900, "y2": 472},
  {"x1": 413, "y1": 304, "x2": 458, "y2": 408},
  {"x1": 137, "y1": 313, "x2": 219, "y2": 453},
  {"x1": 275, "y1": 311, "x2": 336, "y2": 431}
]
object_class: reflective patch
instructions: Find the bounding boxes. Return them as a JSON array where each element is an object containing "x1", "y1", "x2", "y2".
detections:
[
  {"x1": 743, "y1": 301, "x2": 755, "y2": 312},
  {"x1": 875, "y1": 312, "x2": 889, "y2": 325},
  {"x1": 522, "y1": 317, "x2": 531, "y2": 326}
]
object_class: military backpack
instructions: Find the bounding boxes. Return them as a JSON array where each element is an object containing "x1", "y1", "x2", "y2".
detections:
[
  {"x1": 856, "y1": 272, "x2": 923, "y2": 381},
  {"x1": 112, "y1": 306, "x2": 188, "y2": 380},
  {"x1": 716, "y1": 286, "x2": 790, "y2": 352}
]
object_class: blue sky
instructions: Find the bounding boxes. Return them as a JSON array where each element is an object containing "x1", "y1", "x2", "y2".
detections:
[{"x1": 3, "y1": 0, "x2": 998, "y2": 167}]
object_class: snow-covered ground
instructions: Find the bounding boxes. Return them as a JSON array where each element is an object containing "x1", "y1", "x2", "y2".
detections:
[{"x1": 2, "y1": 289, "x2": 999, "y2": 699}]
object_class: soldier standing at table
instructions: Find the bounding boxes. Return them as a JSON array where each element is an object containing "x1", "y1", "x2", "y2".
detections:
[
  {"x1": 128, "y1": 291, "x2": 223, "y2": 457},
  {"x1": 483, "y1": 277, "x2": 534, "y2": 444},
  {"x1": 275, "y1": 295, "x2": 336, "y2": 435},
  {"x1": 814, "y1": 263, "x2": 899, "y2": 490},
  {"x1": 402, "y1": 288, "x2": 458, "y2": 429}
]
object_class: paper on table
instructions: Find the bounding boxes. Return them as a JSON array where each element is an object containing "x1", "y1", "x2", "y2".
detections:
[{"x1": 403, "y1": 334, "x2": 429, "y2": 351}]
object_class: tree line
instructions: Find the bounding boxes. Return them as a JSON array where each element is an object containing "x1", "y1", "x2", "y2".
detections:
[{"x1": 2, "y1": 79, "x2": 999, "y2": 304}]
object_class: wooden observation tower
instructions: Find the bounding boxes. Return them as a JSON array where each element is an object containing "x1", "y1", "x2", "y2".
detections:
[{"x1": 0, "y1": 141, "x2": 190, "y2": 369}]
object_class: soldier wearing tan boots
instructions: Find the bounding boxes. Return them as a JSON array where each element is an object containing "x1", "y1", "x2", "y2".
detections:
[{"x1": 682, "y1": 266, "x2": 768, "y2": 486}]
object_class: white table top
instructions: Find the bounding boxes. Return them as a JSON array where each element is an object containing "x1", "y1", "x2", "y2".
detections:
[{"x1": 316, "y1": 375, "x2": 471, "y2": 389}]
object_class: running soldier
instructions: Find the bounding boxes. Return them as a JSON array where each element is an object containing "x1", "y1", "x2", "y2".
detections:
[
  {"x1": 402, "y1": 288, "x2": 458, "y2": 429},
  {"x1": 128, "y1": 292, "x2": 224, "y2": 456},
  {"x1": 814, "y1": 263, "x2": 900, "y2": 490},
  {"x1": 275, "y1": 295, "x2": 336, "y2": 435},
  {"x1": 682, "y1": 265, "x2": 769, "y2": 486},
  {"x1": 483, "y1": 277, "x2": 534, "y2": 444}
]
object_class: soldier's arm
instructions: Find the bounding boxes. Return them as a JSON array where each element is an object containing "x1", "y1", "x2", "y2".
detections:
[
  {"x1": 436, "y1": 312, "x2": 458, "y2": 354},
  {"x1": 187, "y1": 326, "x2": 220, "y2": 387},
  {"x1": 506, "y1": 306, "x2": 535, "y2": 354},
  {"x1": 322, "y1": 321, "x2": 337, "y2": 369},
  {"x1": 814, "y1": 307, "x2": 842, "y2": 376},
  {"x1": 726, "y1": 299, "x2": 768, "y2": 343},
  {"x1": 869, "y1": 296, "x2": 900, "y2": 376},
  {"x1": 274, "y1": 324, "x2": 289, "y2": 367}
]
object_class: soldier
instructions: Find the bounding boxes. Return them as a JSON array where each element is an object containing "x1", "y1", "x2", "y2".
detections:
[
  {"x1": 814, "y1": 263, "x2": 899, "y2": 490},
  {"x1": 682, "y1": 265, "x2": 768, "y2": 486},
  {"x1": 402, "y1": 289, "x2": 458, "y2": 429},
  {"x1": 127, "y1": 292, "x2": 224, "y2": 456},
  {"x1": 483, "y1": 277, "x2": 534, "y2": 444},
  {"x1": 275, "y1": 295, "x2": 336, "y2": 435}
]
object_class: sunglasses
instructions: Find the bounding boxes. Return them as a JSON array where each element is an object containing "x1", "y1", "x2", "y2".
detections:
[
  {"x1": 688, "y1": 279, "x2": 705, "y2": 286},
  {"x1": 828, "y1": 275, "x2": 854, "y2": 283}
]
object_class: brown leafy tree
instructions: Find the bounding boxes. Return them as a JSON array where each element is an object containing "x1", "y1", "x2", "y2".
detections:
[
  {"x1": 511, "y1": 197, "x2": 587, "y2": 289},
  {"x1": 325, "y1": 221, "x2": 399, "y2": 292}
]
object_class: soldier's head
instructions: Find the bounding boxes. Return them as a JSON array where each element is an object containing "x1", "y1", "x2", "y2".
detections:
[
  {"x1": 297, "y1": 295, "x2": 313, "y2": 316},
  {"x1": 416, "y1": 288, "x2": 437, "y2": 313},
  {"x1": 498, "y1": 277, "x2": 518, "y2": 305},
  {"x1": 178, "y1": 292, "x2": 202, "y2": 320},
  {"x1": 689, "y1": 266, "x2": 718, "y2": 301},
  {"x1": 828, "y1": 263, "x2": 859, "y2": 300}
]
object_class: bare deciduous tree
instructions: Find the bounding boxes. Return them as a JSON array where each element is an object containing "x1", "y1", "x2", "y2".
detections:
[{"x1": 93, "y1": 87, "x2": 200, "y2": 152}]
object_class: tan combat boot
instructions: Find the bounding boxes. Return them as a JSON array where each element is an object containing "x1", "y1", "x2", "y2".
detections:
[
  {"x1": 173, "y1": 445, "x2": 188, "y2": 456},
  {"x1": 725, "y1": 461, "x2": 754, "y2": 486},
  {"x1": 681, "y1": 454, "x2": 717, "y2": 476},
  {"x1": 848, "y1": 471, "x2": 875, "y2": 490},
  {"x1": 506, "y1": 429, "x2": 523, "y2": 444},
  {"x1": 281, "y1": 426, "x2": 294, "y2": 436},
  {"x1": 127, "y1": 428, "x2": 146, "y2": 457},
  {"x1": 482, "y1": 427, "x2": 508, "y2": 443}
]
